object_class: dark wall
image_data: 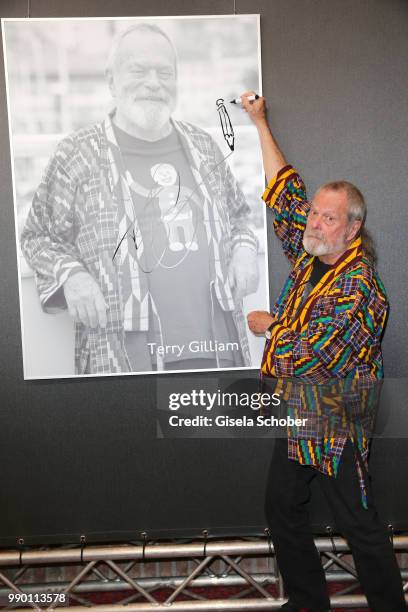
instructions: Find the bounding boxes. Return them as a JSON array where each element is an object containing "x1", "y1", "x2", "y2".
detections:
[{"x1": 0, "y1": 0, "x2": 407, "y2": 546}]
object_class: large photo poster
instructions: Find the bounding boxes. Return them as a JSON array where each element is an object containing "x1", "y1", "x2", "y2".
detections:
[{"x1": 2, "y1": 15, "x2": 267, "y2": 379}]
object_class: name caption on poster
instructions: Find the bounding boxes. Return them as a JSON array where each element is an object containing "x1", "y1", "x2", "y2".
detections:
[{"x1": 148, "y1": 340, "x2": 239, "y2": 357}]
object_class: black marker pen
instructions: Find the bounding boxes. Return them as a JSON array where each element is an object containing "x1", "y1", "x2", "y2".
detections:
[{"x1": 230, "y1": 94, "x2": 259, "y2": 104}]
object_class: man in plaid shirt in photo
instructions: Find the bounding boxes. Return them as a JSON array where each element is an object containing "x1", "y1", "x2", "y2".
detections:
[
  {"x1": 242, "y1": 92, "x2": 406, "y2": 611},
  {"x1": 21, "y1": 24, "x2": 259, "y2": 375}
]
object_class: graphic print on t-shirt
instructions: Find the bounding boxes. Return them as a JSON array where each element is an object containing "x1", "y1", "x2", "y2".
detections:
[
  {"x1": 114, "y1": 124, "x2": 239, "y2": 365},
  {"x1": 151, "y1": 162, "x2": 198, "y2": 253},
  {"x1": 125, "y1": 168, "x2": 201, "y2": 262}
]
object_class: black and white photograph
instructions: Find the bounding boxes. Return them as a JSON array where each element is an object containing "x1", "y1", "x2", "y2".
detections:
[{"x1": 2, "y1": 14, "x2": 268, "y2": 379}]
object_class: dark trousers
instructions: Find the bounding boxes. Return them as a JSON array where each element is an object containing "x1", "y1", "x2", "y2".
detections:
[{"x1": 265, "y1": 438, "x2": 406, "y2": 611}]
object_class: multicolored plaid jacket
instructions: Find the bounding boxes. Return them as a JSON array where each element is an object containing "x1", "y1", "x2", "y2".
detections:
[
  {"x1": 21, "y1": 115, "x2": 257, "y2": 374},
  {"x1": 262, "y1": 165, "x2": 389, "y2": 503}
]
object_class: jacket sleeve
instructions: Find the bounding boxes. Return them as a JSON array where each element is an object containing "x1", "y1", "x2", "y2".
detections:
[
  {"x1": 20, "y1": 137, "x2": 88, "y2": 313},
  {"x1": 213, "y1": 140, "x2": 258, "y2": 253},
  {"x1": 262, "y1": 165, "x2": 309, "y2": 264},
  {"x1": 261, "y1": 270, "x2": 388, "y2": 383}
]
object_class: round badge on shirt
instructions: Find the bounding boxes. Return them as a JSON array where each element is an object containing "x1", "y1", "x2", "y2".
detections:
[{"x1": 151, "y1": 163, "x2": 178, "y2": 186}]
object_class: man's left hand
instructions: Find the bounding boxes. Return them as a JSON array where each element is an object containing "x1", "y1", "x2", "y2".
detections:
[
  {"x1": 247, "y1": 310, "x2": 274, "y2": 334},
  {"x1": 228, "y1": 245, "x2": 259, "y2": 301}
]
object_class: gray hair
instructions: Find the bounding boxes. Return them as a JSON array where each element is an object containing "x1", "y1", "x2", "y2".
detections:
[
  {"x1": 319, "y1": 180, "x2": 377, "y2": 264},
  {"x1": 106, "y1": 23, "x2": 178, "y2": 74}
]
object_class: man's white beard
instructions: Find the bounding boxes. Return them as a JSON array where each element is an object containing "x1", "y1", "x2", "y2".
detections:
[
  {"x1": 303, "y1": 235, "x2": 331, "y2": 256},
  {"x1": 132, "y1": 101, "x2": 171, "y2": 132},
  {"x1": 303, "y1": 230, "x2": 349, "y2": 257}
]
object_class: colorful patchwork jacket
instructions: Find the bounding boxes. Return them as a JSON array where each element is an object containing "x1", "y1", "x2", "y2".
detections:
[
  {"x1": 21, "y1": 115, "x2": 257, "y2": 374},
  {"x1": 262, "y1": 166, "x2": 389, "y2": 504}
]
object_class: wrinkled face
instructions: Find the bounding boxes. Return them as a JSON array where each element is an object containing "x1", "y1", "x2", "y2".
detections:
[
  {"x1": 303, "y1": 188, "x2": 359, "y2": 258},
  {"x1": 109, "y1": 30, "x2": 177, "y2": 132}
]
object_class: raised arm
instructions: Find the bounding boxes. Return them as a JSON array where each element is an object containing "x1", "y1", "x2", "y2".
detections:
[
  {"x1": 243, "y1": 93, "x2": 311, "y2": 334},
  {"x1": 240, "y1": 92, "x2": 286, "y2": 183},
  {"x1": 240, "y1": 92, "x2": 310, "y2": 270}
]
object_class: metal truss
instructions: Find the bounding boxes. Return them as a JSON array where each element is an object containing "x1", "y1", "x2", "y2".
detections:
[{"x1": 0, "y1": 535, "x2": 407, "y2": 611}]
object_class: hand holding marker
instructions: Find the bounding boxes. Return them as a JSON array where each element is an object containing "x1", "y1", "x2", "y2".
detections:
[
  {"x1": 230, "y1": 94, "x2": 259, "y2": 105},
  {"x1": 217, "y1": 94, "x2": 260, "y2": 152}
]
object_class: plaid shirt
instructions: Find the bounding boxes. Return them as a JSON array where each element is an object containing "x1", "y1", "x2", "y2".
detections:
[
  {"x1": 21, "y1": 115, "x2": 257, "y2": 374},
  {"x1": 262, "y1": 166, "x2": 388, "y2": 505}
]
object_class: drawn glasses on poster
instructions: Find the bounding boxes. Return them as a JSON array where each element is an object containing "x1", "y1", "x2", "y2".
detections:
[{"x1": 112, "y1": 98, "x2": 236, "y2": 273}]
